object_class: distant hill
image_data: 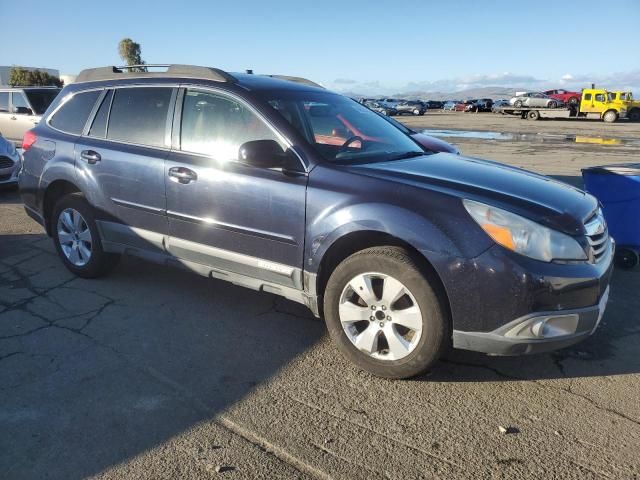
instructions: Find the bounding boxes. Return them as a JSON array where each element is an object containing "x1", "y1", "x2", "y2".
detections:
[{"x1": 343, "y1": 86, "x2": 520, "y2": 101}]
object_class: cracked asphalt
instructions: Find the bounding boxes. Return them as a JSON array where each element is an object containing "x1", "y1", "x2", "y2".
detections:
[{"x1": 1, "y1": 115, "x2": 640, "y2": 479}]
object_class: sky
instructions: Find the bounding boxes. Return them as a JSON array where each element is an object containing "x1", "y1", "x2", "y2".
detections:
[{"x1": 2, "y1": 0, "x2": 639, "y2": 95}]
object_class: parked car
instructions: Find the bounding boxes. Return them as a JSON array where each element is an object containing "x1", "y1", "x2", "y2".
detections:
[
  {"x1": 0, "y1": 134, "x2": 20, "y2": 186},
  {"x1": 395, "y1": 100, "x2": 426, "y2": 116},
  {"x1": 454, "y1": 100, "x2": 475, "y2": 111},
  {"x1": 364, "y1": 101, "x2": 397, "y2": 116},
  {"x1": 544, "y1": 89, "x2": 581, "y2": 106},
  {"x1": 463, "y1": 99, "x2": 493, "y2": 112},
  {"x1": 377, "y1": 98, "x2": 403, "y2": 108},
  {"x1": 509, "y1": 92, "x2": 563, "y2": 108},
  {"x1": 424, "y1": 100, "x2": 444, "y2": 109},
  {"x1": 443, "y1": 101, "x2": 458, "y2": 111},
  {"x1": 0, "y1": 87, "x2": 61, "y2": 145},
  {"x1": 20, "y1": 65, "x2": 613, "y2": 379},
  {"x1": 491, "y1": 99, "x2": 510, "y2": 112}
]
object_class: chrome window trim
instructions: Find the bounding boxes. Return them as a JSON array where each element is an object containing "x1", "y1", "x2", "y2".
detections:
[
  {"x1": 175, "y1": 84, "x2": 308, "y2": 171},
  {"x1": 46, "y1": 86, "x2": 106, "y2": 136}
]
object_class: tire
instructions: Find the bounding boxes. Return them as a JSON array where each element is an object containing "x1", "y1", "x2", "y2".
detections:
[
  {"x1": 323, "y1": 246, "x2": 448, "y2": 379},
  {"x1": 615, "y1": 248, "x2": 639, "y2": 269},
  {"x1": 603, "y1": 110, "x2": 618, "y2": 123},
  {"x1": 52, "y1": 193, "x2": 119, "y2": 278},
  {"x1": 528, "y1": 110, "x2": 540, "y2": 121},
  {"x1": 413, "y1": 109, "x2": 420, "y2": 115},
  {"x1": 514, "y1": 100, "x2": 523, "y2": 108},
  {"x1": 629, "y1": 109, "x2": 640, "y2": 121},
  {"x1": 548, "y1": 101, "x2": 557, "y2": 109},
  {"x1": 569, "y1": 97, "x2": 579, "y2": 106}
]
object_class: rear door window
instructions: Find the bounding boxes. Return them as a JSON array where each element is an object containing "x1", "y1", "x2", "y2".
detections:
[
  {"x1": 0, "y1": 92, "x2": 8, "y2": 112},
  {"x1": 11, "y1": 92, "x2": 31, "y2": 113},
  {"x1": 107, "y1": 87, "x2": 173, "y2": 147},
  {"x1": 49, "y1": 90, "x2": 101, "y2": 134}
]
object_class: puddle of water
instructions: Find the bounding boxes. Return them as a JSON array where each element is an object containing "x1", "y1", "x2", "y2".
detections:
[{"x1": 422, "y1": 129, "x2": 640, "y2": 146}]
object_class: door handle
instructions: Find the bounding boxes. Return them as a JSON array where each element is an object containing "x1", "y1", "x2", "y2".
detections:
[
  {"x1": 10, "y1": 116, "x2": 16, "y2": 120},
  {"x1": 168, "y1": 166, "x2": 197, "y2": 184},
  {"x1": 80, "y1": 150, "x2": 101, "y2": 164}
]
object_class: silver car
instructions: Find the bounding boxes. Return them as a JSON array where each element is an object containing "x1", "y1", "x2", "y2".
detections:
[
  {"x1": 0, "y1": 134, "x2": 20, "y2": 186},
  {"x1": 509, "y1": 92, "x2": 563, "y2": 109},
  {"x1": 0, "y1": 87, "x2": 61, "y2": 145}
]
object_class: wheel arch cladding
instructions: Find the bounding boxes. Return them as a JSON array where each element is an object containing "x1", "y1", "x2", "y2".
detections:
[{"x1": 43, "y1": 180, "x2": 82, "y2": 235}]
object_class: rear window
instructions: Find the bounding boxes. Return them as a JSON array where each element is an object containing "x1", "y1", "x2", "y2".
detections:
[
  {"x1": 107, "y1": 87, "x2": 172, "y2": 147},
  {"x1": 49, "y1": 90, "x2": 101, "y2": 135},
  {"x1": 25, "y1": 89, "x2": 60, "y2": 115}
]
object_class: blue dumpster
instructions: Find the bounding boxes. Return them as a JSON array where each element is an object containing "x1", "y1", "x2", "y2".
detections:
[{"x1": 582, "y1": 163, "x2": 640, "y2": 269}]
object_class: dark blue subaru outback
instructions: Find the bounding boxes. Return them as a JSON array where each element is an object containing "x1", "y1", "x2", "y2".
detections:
[{"x1": 19, "y1": 65, "x2": 613, "y2": 378}]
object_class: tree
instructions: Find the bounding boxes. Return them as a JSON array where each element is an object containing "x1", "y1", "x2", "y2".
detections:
[
  {"x1": 118, "y1": 38, "x2": 146, "y2": 71},
  {"x1": 9, "y1": 67, "x2": 63, "y2": 87}
]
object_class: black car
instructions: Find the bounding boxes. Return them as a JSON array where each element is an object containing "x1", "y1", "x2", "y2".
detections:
[
  {"x1": 363, "y1": 100, "x2": 397, "y2": 116},
  {"x1": 19, "y1": 64, "x2": 613, "y2": 379},
  {"x1": 395, "y1": 100, "x2": 426, "y2": 116},
  {"x1": 425, "y1": 100, "x2": 444, "y2": 109}
]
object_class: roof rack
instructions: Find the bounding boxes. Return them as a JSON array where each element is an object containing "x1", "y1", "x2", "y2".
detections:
[
  {"x1": 75, "y1": 64, "x2": 236, "y2": 84},
  {"x1": 268, "y1": 75, "x2": 324, "y2": 89}
]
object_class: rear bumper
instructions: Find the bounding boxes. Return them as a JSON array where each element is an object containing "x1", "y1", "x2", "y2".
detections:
[{"x1": 452, "y1": 286, "x2": 609, "y2": 355}]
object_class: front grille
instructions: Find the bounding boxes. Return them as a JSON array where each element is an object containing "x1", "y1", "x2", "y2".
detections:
[
  {"x1": 585, "y1": 210, "x2": 609, "y2": 263},
  {"x1": 0, "y1": 156, "x2": 15, "y2": 169}
]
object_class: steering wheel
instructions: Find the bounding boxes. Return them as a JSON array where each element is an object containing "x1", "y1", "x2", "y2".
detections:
[{"x1": 337, "y1": 136, "x2": 364, "y2": 154}]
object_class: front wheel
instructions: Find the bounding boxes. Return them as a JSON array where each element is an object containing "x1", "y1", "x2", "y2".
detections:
[
  {"x1": 324, "y1": 247, "x2": 448, "y2": 379},
  {"x1": 628, "y1": 109, "x2": 640, "y2": 121},
  {"x1": 52, "y1": 193, "x2": 119, "y2": 278},
  {"x1": 514, "y1": 100, "x2": 523, "y2": 108},
  {"x1": 603, "y1": 110, "x2": 618, "y2": 123}
]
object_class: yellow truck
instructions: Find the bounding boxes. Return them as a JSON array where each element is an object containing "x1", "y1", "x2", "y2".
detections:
[
  {"x1": 607, "y1": 91, "x2": 640, "y2": 121},
  {"x1": 497, "y1": 88, "x2": 628, "y2": 122}
]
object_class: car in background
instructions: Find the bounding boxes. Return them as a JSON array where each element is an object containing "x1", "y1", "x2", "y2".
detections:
[
  {"x1": 509, "y1": 92, "x2": 563, "y2": 109},
  {"x1": 491, "y1": 99, "x2": 510, "y2": 112},
  {"x1": 443, "y1": 101, "x2": 459, "y2": 111},
  {"x1": 544, "y1": 89, "x2": 581, "y2": 106},
  {"x1": 377, "y1": 98, "x2": 404, "y2": 108},
  {"x1": 454, "y1": 100, "x2": 475, "y2": 111},
  {"x1": 364, "y1": 101, "x2": 397, "y2": 116},
  {"x1": 464, "y1": 99, "x2": 493, "y2": 112},
  {"x1": 0, "y1": 87, "x2": 61, "y2": 145},
  {"x1": 395, "y1": 100, "x2": 426, "y2": 115},
  {"x1": 0, "y1": 134, "x2": 20, "y2": 186},
  {"x1": 425, "y1": 100, "x2": 444, "y2": 109}
]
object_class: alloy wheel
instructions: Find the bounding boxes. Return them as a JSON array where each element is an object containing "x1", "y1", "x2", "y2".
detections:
[
  {"x1": 57, "y1": 208, "x2": 92, "y2": 266},
  {"x1": 338, "y1": 272, "x2": 423, "y2": 361}
]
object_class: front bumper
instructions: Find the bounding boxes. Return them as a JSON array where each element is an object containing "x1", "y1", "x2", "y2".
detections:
[
  {"x1": 0, "y1": 165, "x2": 19, "y2": 185},
  {"x1": 452, "y1": 286, "x2": 609, "y2": 355}
]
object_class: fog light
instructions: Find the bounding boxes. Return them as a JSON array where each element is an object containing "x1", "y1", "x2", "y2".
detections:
[{"x1": 505, "y1": 314, "x2": 579, "y2": 339}]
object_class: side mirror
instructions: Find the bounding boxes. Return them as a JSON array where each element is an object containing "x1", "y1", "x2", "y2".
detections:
[
  {"x1": 13, "y1": 106, "x2": 33, "y2": 115},
  {"x1": 238, "y1": 139, "x2": 288, "y2": 169}
]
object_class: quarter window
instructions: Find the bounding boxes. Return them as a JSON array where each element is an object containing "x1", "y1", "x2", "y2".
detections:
[
  {"x1": 49, "y1": 90, "x2": 101, "y2": 134},
  {"x1": 180, "y1": 90, "x2": 282, "y2": 159},
  {"x1": 107, "y1": 87, "x2": 173, "y2": 147},
  {"x1": 595, "y1": 94, "x2": 605, "y2": 102},
  {"x1": 584, "y1": 93, "x2": 592, "y2": 101},
  {"x1": 11, "y1": 93, "x2": 30, "y2": 113},
  {"x1": 0, "y1": 92, "x2": 8, "y2": 112}
]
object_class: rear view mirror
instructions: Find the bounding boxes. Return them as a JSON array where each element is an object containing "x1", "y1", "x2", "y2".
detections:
[
  {"x1": 238, "y1": 139, "x2": 287, "y2": 169},
  {"x1": 308, "y1": 105, "x2": 333, "y2": 117}
]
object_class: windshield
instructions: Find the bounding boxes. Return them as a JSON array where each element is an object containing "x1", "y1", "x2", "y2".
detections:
[
  {"x1": 25, "y1": 89, "x2": 60, "y2": 114},
  {"x1": 265, "y1": 91, "x2": 424, "y2": 164}
]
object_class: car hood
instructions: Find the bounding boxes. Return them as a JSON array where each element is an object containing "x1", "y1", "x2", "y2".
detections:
[{"x1": 353, "y1": 153, "x2": 598, "y2": 235}]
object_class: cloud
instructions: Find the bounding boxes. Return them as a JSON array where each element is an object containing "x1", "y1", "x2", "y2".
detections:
[{"x1": 333, "y1": 78, "x2": 357, "y2": 85}]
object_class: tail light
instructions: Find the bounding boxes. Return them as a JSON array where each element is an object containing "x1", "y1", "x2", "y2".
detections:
[{"x1": 22, "y1": 130, "x2": 37, "y2": 151}]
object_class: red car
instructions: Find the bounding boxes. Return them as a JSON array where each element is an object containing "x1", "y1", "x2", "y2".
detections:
[
  {"x1": 544, "y1": 89, "x2": 581, "y2": 106},
  {"x1": 454, "y1": 100, "x2": 475, "y2": 111}
]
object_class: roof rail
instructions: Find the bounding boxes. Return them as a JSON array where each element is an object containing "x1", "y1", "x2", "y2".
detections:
[
  {"x1": 268, "y1": 75, "x2": 324, "y2": 89},
  {"x1": 75, "y1": 64, "x2": 236, "y2": 84}
]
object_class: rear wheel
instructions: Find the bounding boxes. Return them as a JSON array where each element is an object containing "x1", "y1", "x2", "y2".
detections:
[
  {"x1": 528, "y1": 110, "x2": 540, "y2": 120},
  {"x1": 603, "y1": 110, "x2": 618, "y2": 123},
  {"x1": 628, "y1": 109, "x2": 640, "y2": 121},
  {"x1": 52, "y1": 194, "x2": 119, "y2": 278},
  {"x1": 324, "y1": 247, "x2": 448, "y2": 379},
  {"x1": 514, "y1": 100, "x2": 523, "y2": 108},
  {"x1": 569, "y1": 96, "x2": 579, "y2": 106},
  {"x1": 615, "y1": 248, "x2": 639, "y2": 269},
  {"x1": 548, "y1": 101, "x2": 557, "y2": 109}
]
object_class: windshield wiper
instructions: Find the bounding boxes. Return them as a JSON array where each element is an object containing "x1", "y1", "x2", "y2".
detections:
[{"x1": 389, "y1": 151, "x2": 427, "y2": 161}]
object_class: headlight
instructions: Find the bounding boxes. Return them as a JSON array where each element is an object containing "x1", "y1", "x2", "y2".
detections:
[{"x1": 463, "y1": 199, "x2": 587, "y2": 262}]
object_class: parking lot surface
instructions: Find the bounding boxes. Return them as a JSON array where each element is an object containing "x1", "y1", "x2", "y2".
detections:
[{"x1": 1, "y1": 113, "x2": 639, "y2": 479}]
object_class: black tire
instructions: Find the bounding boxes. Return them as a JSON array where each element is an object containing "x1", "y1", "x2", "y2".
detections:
[
  {"x1": 629, "y1": 109, "x2": 640, "y2": 122},
  {"x1": 323, "y1": 246, "x2": 448, "y2": 379},
  {"x1": 548, "y1": 101, "x2": 557, "y2": 109},
  {"x1": 569, "y1": 96, "x2": 579, "y2": 106},
  {"x1": 615, "y1": 248, "x2": 639, "y2": 269},
  {"x1": 51, "y1": 193, "x2": 119, "y2": 278},
  {"x1": 528, "y1": 110, "x2": 540, "y2": 121},
  {"x1": 514, "y1": 100, "x2": 523, "y2": 108}
]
